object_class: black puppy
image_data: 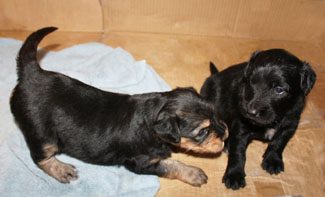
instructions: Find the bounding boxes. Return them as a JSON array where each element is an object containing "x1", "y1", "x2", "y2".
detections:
[
  {"x1": 10, "y1": 27, "x2": 228, "y2": 187},
  {"x1": 200, "y1": 49, "x2": 316, "y2": 190}
]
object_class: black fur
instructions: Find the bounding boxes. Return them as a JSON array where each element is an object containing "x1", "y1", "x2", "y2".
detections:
[
  {"x1": 10, "y1": 27, "x2": 227, "y2": 186},
  {"x1": 200, "y1": 49, "x2": 316, "y2": 190}
]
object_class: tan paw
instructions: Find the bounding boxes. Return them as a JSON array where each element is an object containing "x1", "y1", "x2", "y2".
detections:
[
  {"x1": 39, "y1": 157, "x2": 78, "y2": 183},
  {"x1": 180, "y1": 166, "x2": 208, "y2": 187},
  {"x1": 160, "y1": 159, "x2": 208, "y2": 187}
]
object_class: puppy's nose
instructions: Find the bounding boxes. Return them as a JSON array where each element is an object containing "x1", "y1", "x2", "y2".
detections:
[
  {"x1": 222, "y1": 126, "x2": 229, "y2": 141},
  {"x1": 216, "y1": 121, "x2": 228, "y2": 141},
  {"x1": 247, "y1": 103, "x2": 259, "y2": 117},
  {"x1": 248, "y1": 109, "x2": 258, "y2": 116}
]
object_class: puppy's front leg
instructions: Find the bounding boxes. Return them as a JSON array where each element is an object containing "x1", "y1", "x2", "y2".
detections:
[
  {"x1": 223, "y1": 121, "x2": 251, "y2": 190},
  {"x1": 262, "y1": 118, "x2": 299, "y2": 174},
  {"x1": 159, "y1": 159, "x2": 208, "y2": 187},
  {"x1": 125, "y1": 156, "x2": 208, "y2": 187}
]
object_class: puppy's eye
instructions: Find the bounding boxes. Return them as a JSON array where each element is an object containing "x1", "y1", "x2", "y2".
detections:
[
  {"x1": 194, "y1": 128, "x2": 209, "y2": 142},
  {"x1": 197, "y1": 128, "x2": 209, "y2": 137},
  {"x1": 274, "y1": 86, "x2": 285, "y2": 95}
]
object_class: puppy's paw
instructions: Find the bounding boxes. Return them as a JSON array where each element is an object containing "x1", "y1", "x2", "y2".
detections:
[
  {"x1": 181, "y1": 166, "x2": 208, "y2": 187},
  {"x1": 39, "y1": 158, "x2": 78, "y2": 183},
  {"x1": 55, "y1": 162, "x2": 79, "y2": 183},
  {"x1": 262, "y1": 152, "x2": 284, "y2": 174},
  {"x1": 160, "y1": 159, "x2": 208, "y2": 187},
  {"x1": 222, "y1": 169, "x2": 246, "y2": 190}
]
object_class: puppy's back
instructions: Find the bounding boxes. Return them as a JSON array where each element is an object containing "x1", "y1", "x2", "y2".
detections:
[{"x1": 200, "y1": 62, "x2": 246, "y2": 102}]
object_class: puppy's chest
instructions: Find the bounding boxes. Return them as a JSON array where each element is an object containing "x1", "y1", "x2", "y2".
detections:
[
  {"x1": 252, "y1": 128, "x2": 277, "y2": 141},
  {"x1": 264, "y1": 128, "x2": 277, "y2": 140}
]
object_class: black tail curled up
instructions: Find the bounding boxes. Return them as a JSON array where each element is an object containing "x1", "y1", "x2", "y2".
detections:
[{"x1": 16, "y1": 27, "x2": 58, "y2": 79}]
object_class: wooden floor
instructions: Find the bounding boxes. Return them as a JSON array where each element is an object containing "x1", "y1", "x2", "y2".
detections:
[{"x1": 1, "y1": 30, "x2": 324, "y2": 196}]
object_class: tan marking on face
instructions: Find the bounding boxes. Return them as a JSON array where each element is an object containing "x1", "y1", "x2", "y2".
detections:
[
  {"x1": 37, "y1": 144, "x2": 78, "y2": 183},
  {"x1": 179, "y1": 132, "x2": 224, "y2": 154},
  {"x1": 191, "y1": 119, "x2": 210, "y2": 136},
  {"x1": 159, "y1": 159, "x2": 207, "y2": 187}
]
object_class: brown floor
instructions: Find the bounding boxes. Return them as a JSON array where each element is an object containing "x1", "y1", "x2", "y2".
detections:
[{"x1": 1, "y1": 30, "x2": 324, "y2": 197}]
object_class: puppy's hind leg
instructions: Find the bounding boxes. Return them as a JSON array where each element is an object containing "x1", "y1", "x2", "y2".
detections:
[
  {"x1": 37, "y1": 144, "x2": 78, "y2": 183},
  {"x1": 16, "y1": 121, "x2": 78, "y2": 183}
]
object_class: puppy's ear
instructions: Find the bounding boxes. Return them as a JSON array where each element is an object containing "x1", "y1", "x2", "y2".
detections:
[
  {"x1": 144, "y1": 97, "x2": 167, "y2": 120},
  {"x1": 244, "y1": 50, "x2": 261, "y2": 77},
  {"x1": 300, "y1": 61, "x2": 316, "y2": 95},
  {"x1": 251, "y1": 50, "x2": 261, "y2": 59},
  {"x1": 153, "y1": 114, "x2": 181, "y2": 144},
  {"x1": 209, "y1": 62, "x2": 219, "y2": 75}
]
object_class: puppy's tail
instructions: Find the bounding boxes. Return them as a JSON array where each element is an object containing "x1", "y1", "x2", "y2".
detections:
[
  {"x1": 16, "y1": 27, "x2": 58, "y2": 79},
  {"x1": 209, "y1": 62, "x2": 219, "y2": 75}
]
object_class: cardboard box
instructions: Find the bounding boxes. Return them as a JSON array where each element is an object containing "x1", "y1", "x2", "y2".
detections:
[
  {"x1": 0, "y1": 0, "x2": 324, "y2": 47},
  {"x1": 0, "y1": 1, "x2": 324, "y2": 196}
]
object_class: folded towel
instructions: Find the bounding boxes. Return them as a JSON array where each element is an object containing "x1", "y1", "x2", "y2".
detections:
[{"x1": 0, "y1": 38, "x2": 171, "y2": 197}]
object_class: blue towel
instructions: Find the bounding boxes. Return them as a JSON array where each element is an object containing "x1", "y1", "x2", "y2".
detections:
[{"x1": 0, "y1": 38, "x2": 171, "y2": 197}]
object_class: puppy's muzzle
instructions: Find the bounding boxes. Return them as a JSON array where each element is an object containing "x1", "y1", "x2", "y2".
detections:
[{"x1": 178, "y1": 122, "x2": 228, "y2": 154}]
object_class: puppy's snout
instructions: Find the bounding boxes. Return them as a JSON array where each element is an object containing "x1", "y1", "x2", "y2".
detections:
[{"x1": 222, "y1": 127, "x2": 229, "y2": 141}]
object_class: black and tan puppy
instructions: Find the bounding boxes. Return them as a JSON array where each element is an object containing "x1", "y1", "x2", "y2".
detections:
[
  {"x1": 200, "y1": 49, "x2": 316, "y2": 190},
  {"x1": 10, "y1": 27, "x2": 228, "y2": 187}
]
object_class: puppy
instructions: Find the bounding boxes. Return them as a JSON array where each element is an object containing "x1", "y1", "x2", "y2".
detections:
[
  {"x1": 10, "y1": 27, "x2": 228, "y2": 187},
  {"x1": 200, "y1": 49, "x2": 316, "y2": 189}
]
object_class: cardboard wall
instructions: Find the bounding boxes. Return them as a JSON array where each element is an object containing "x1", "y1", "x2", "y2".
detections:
[
  {"x1": 0, "y1": 0, "x2": 324, "y2": 47},
  {"x1": 0, "y1": 0, "x2": 103, "y2": 32}
]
